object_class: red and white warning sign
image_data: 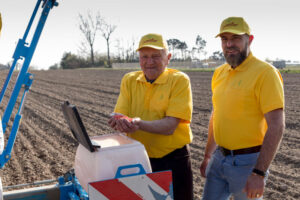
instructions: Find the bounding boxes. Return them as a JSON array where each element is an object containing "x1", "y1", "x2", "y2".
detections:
[{"x1": 88, "y1": 170, "x2": 173, "y2": 200}]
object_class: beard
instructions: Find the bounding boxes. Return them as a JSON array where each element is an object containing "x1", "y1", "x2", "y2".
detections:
[{"x1": 224, "y1": 45, "x2": 248, "y2": 67}]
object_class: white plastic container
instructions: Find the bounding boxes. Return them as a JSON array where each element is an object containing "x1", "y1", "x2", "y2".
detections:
[{"x1": 74, "y1": 133, "x2": 152, "y2": 192}]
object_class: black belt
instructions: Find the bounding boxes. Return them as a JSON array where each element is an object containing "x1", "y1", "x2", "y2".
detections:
[{"x1": 219, "y1": 145, "x2": 261, "y2": 156}]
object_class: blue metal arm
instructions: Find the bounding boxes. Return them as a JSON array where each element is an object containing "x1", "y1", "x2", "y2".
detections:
[
  {"x1": 58, "y1": 170, "x2": 89, "y2": 200},
  {"x1": 0, "y1": 0, "x2": 58, "y2": 168}
]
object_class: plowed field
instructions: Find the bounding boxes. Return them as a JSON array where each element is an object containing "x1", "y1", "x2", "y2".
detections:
[{"x1": 0, "y1": 69, "x2": 299, "y2": 199}]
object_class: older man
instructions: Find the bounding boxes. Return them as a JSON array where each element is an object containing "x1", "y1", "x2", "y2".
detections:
[
  {"x1": 109, "y1": 33, "x2": 193, "y2": 200},
  {"x1": 200, "y1": 17, "x2": 285, "y2": 200}
]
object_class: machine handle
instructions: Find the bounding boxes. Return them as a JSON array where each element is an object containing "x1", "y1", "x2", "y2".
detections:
[{"x1": 115, "y1": 164, "x2": 146, "y2": 179}]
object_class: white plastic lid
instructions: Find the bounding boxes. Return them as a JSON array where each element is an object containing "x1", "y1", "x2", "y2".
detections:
[{"x1": 91, "y1": 133, "x2": 138, "y2": 149}]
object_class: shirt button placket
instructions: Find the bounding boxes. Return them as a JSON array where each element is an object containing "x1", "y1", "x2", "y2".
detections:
[{"x1": 145, "y1": 83, "x2": 152, "y2": 108}]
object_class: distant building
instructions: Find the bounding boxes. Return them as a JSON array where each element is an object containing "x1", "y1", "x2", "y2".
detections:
[{"x1": 272, "y1": 61, "x2": 286, "y2": 69}]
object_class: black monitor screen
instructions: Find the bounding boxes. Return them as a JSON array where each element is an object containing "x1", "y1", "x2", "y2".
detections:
[{"x1": 61, "y1": 101, "x2": 96, "y2": 152}]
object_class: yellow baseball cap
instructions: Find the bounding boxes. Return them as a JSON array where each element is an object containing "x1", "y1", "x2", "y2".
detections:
[
  {"x1": 215, "y1": 17, "x2": 250, "y2": 37},
  {"x1": 136, "y1": 33, "x2": 168, "y2": 51}
]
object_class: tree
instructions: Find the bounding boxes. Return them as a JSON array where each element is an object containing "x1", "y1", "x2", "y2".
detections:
[
  {"x1": 195, "y1": 35, "x2": 207, "y2": 60},
  {"x1": 78, "y1": 11, "x2": 101, "y2": 66},
  {"x1": 114, "y1": 39, "x2": 123, "y2": 62},
  {"x1": 167, "y1": 38, "x2": 181, "y2": 59},
  {"x1": 0, "y1": 63, "x2": 9, "y2": 70},
  {"x1": 100, "y1": 18, "x2": 116, "y2": 68},
  {"x1": 60, "y1": 52, "x2": 88, "y2": 69},
  {"x1": 178, "y1": 41, "x2": 188, "y2": 60},
  {"x1": 129, "y1": 37, "x2": 138, "y2": 62},
  {"x1": 49, "y1": 63, "x2": 59, "y2": 70},
  {"x1": 209, "y1": 51, "x2": 225, "y2": 61}
]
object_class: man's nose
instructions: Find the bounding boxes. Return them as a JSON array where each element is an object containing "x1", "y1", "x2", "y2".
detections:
[
  {"x1": 225, "y1": 40, "x2": 234, "y2": 47},
  {"x1": 146, "y1": 57, "x2": 155, "y2": 64}
]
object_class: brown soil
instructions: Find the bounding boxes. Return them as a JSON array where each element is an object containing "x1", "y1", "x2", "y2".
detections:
[{"x1": 0, "y1": 69, "x2": 299, "y2": 199}]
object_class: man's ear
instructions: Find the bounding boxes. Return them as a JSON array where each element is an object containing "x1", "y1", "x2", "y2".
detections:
[
  {"x1": 167, "y1": 53, "x2": 172, "y2": 61},
  {"x1": 166, "y1": 53, "x2": 172, "y2": 65},
  {"x1": 249, "y1": 35, "x2": 254, "y2": 45}
]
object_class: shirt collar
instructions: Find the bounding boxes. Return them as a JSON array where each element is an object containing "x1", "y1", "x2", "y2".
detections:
[
  {"x1": 136, "y1": 68, "x2": 169, "y2": 84},
  {"x1": 226, "y1": 52, "x2": 254, "y2": 72}
]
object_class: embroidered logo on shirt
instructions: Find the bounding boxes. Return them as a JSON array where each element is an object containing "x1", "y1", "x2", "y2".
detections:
[{"x1": 238, "y1": 80, "x2": 242, "y2": 86}]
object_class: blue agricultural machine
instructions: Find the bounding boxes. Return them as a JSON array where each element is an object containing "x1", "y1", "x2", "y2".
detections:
[{"x1": 0, "y1": 1, "x2": 90, "y2": 199}]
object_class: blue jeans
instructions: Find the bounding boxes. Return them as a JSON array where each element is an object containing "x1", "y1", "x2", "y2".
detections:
[{"x1": 202, "y1": 148, "x2": 268, "y2": 200}]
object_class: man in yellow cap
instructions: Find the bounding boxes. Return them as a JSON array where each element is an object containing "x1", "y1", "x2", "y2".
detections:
[
  {"x1": 200, "y1": 17, "x2": 285, "y2": 199},
  {"x1": 108, "y1": 33, "x2": 193, "y2": 200}
]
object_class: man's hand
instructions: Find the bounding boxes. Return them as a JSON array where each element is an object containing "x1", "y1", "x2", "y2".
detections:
[
  {"x1": 109, "y1": 114, "x2": 180, "y2": 135},
  {"x1": 243, "y1": 173, "x2": 265, "y2": 199},
  {"x1": 112, "y1": 114, "x2": 133, "y2": 122},
  {"x1": 115, "y1": 116, "x2": 140, "y2": 133},
  {"x1": 200, "y1": 156, "x2": 211, "y2": 178},
  {"x1": 108, "y1": 113, "x2": 139, "y2": 133},
  {"x1": 108, "y1": 113, "x2": 122, "y2": 130}
]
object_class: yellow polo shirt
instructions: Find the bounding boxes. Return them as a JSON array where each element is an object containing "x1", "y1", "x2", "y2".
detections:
[
  {"x1": 212, "y1": 52, "x2": 284, "y2": 150},
  {"x1": 114, "y1": 68, "x2": 193, "y2": 158}
]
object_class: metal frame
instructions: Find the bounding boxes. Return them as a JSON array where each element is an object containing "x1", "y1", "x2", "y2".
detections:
[
  {"x1": 0, "y1": 0, "x2": 58, "y2": 168},
  {"x1": 3, "y1": 170, "x2": 89, "y2": 200},
  {"x1": 0, "y1": 2, "x2": 89, "y2": 199}
]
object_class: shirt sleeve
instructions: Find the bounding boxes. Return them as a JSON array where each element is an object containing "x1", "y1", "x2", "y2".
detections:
[
  {"x1": 114, "y1": 74, "x2": 130, "y2": 116},
  {"x1": 166, "y1": 73, "x2": 193, "y2": 122},
  {"x1": 258, "y1": 68, "x2": 284, "y2": 114},
  {"x1": 211, "y1": 67, "x2": 219, "y2": 94}
]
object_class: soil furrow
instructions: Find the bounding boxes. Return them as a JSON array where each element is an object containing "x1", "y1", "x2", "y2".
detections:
[{"x1": 0, "y1": 69, "x2": 298, "y2": 200}]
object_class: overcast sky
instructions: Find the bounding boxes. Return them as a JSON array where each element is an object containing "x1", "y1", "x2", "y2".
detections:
[{"x1": 0, "y1": 0, "x2": 299, "y2": 70}]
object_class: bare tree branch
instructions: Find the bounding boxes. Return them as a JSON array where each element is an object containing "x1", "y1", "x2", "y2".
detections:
[
  {"x1": 100, "y1": 19, "x2": 117, "y2": 68},
  {"x1": 78, "y1": 11, "x2": 102, "y2": 65}
]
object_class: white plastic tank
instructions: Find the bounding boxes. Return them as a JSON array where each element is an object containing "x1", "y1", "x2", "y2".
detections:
[{"x1": 74, "y1": 133, "x2": 152, "y2": 192}]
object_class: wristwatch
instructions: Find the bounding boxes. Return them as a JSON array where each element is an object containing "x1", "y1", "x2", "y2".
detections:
[{"x1": 252, "y1": 168, "x2": 266, "y2": 177}]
